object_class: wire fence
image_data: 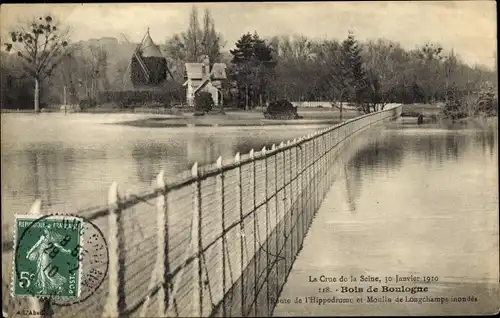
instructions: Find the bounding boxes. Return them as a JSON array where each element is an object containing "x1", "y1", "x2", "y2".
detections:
[{"x1": 2, "y1": 104, "x2": 402, "y2": 318}]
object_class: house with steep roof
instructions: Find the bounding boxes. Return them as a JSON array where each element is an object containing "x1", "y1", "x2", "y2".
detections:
[{"x1": 183, "y1": 55, "x2": 227, "y2": 107}]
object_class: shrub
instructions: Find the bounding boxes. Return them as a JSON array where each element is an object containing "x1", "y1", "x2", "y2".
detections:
[
  {"x1": 97, "y1": 85, "x2": 184, "y2": 108},
  {"x1": 265, "y1": 99, "x2": 300, "y2": 119},
  {"x1": 474, "y1": 85, "x2": 497, "y2": 116},
  {"x1": 443, "y1": 86, "x2": 467, "y2": 120},
  {"x1": 79, "y1": 98, "x2": 97, "y2": 110},
  {"x1": 194, "y1": 92, "x2": 214, "y2": 113},
  {"x1": 445, "y1": 83, "x2": 498, "y2": 119}
]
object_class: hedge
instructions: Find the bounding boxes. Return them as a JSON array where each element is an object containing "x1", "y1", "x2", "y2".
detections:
[{"x1": 97, "y1": 89, "x2": 184, "y2": 108}]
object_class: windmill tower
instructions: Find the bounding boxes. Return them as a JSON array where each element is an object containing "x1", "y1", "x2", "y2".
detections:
[{"x1": 121, "y1": 28, "x2": 174, "y2": 90}]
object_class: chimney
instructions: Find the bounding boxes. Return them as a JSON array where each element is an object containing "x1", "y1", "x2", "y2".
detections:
[{"x1": 201, "y1": 55, "x2": 210, "y2": 76}]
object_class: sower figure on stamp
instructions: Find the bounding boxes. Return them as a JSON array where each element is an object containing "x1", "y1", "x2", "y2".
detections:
[{"x1": 26, "y1": 225, "x2": 71, "y2": 296}]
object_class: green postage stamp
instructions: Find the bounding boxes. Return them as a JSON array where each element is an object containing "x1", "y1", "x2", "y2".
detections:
[{"x1": 12, "y1": 214, "x2": 84, "y2": 299}]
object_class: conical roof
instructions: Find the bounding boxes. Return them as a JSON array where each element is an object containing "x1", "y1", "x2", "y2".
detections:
[{"x1": 140, "y1": 30, "x2": 163, "y2": 58}]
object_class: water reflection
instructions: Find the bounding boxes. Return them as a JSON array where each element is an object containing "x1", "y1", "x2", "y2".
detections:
[
  {"x1": 1, "y1": 114, "x2": 323, "y2": 222},
  {"x1": 132, "y1": 142, "x2": 174, "y2": 184},
  {"x1": 474, "y1": 129, "x2": 498, "y2": 158},
  {"x1": 2, "y1": 144, "x2": 78, "y2": 209},
  {"x1": 342, "y1": 124, "x2": 498, "y2": 215},
  {"x1": 348, "y1": 136, "x2": 405, "y2": 175},
  {"x1": 344, "y1": 136, "x2": 405, "y2": 212}
]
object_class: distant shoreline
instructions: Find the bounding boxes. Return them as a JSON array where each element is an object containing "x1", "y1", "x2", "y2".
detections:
[
  {"x1": 1, "y1": 107, "x2": 361, "y2": 128},
  {"x1": 112, "y1": 117, "x2": 344, "y2": 128}
]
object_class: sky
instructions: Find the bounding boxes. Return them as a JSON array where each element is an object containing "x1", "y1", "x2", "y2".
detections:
[{"x1": 1, "y1": 1, "x2": 497, "y2": 68}]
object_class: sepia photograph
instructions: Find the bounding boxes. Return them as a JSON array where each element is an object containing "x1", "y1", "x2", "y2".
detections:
[{"x1": 1, "y1": 2, "x2": 498, "y2": 317}]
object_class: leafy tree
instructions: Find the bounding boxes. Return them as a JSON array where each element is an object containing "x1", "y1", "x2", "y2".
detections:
[{"x1": 4, "y1": 15, "x2": 70, "y2": 112}]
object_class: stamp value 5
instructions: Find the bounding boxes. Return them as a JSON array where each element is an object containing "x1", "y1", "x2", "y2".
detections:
[{"x1": 13, "y1": 215, "x2": 84, "y2": 299}]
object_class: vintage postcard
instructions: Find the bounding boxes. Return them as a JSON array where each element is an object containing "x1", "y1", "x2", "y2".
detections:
[{"x1": 1, "y1": 2, "x2": 498, "y2": 317}]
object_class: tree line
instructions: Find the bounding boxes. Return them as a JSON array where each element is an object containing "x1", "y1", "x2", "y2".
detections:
[
  {"x1": 2, "y1": 7, "x2": 497, "y2": 116},
  {"x1": 232, "y1": 32, "x2": 497, "y2": 115}
]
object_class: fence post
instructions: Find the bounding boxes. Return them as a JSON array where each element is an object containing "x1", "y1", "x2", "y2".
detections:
[
  {"x1": 261, "y1": 145, "x2": 270, "y2": 316},
  {"x1": 287, "y1": 140, "x2": 292, "y2": 266},
  {"x1": 216, "y1": 156, "x2": 226, "y2": 317},
  {"x1": 271, "y1": 143, "x2": 278, "y2": 295},
  {"x1": 234, "y1": 152, "x2": 245, "y2": 315},
  {"x1": 300, "y1": 138, "x2": 306, "y2": 237},
  {"x1": 320, "y1": 134, "x2": 323, "y2": 203},
  {"x1": 280, "y1": 141, "x2": 287, "y2": 273},
  {"x1": 104, "y1": 182, "x2": 126, "y2": 318},
  {"x1": 287, "y1": 140, "x2": 293, "y2": 215},
  {"x1": 322, "y1": 134, "x2": 326, "y2": 200},
  {"x1": 191, "y1": 162, "x2": 202, "y2": 317},
  {"x1": 327, "y1": 130, "x2": 332, "y2": 187},
  {"x1": 313, "y1": 134, "x2": 317, "y2": 211},
  {"x1": 308, "y1": 136, "x2": 313, "y2": 223},
  {"x1": 293, "y1": 139, "x2": 299, "y2": 257},
  {"x1": 287, "y1": 140, "x2": 292, "y2": 262},
  {"x1": 250, "y1": 148, "x2": 258, "y2": 314},
  {"x1": 313, "y1": 136, "x2": 317, "y2": 211},
  {"x1": 155, "y1": 170, "x2": 169, "y2": 317},
  {"x1": 291, "y1": 140, "x2": 296, "y2": 261}
]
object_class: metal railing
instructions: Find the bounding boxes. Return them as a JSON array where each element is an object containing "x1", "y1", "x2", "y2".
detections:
[{"x1": 2, "y1": 105, "x2": 402, "y2": 318}]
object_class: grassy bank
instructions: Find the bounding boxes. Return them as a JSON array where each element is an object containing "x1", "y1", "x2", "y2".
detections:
[{"x1": 401, "y1": 103, "x2": 498, "y2": 129}]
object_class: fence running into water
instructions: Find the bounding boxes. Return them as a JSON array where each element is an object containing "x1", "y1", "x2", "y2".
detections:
[{"x1": 2, "y1": 105, "x2": 402, "y2": 318}]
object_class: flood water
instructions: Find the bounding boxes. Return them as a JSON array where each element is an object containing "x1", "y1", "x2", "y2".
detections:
[
  {"x1": 1, "y1": 113, "x2": 325, "y2": 235},
  {"x1": 274, "y1": 119, "x2": 499, "y2": 316},
  {"x1": 2, "y1": 114, "x2": 498, "y2": 316}
]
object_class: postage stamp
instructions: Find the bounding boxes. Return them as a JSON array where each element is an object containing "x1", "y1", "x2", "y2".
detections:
[
  {"x1": 12, "y1": 213, "x2": 109, "y2": 306},
  {"x1": 13, "y1": 214, "x2": 83, "y2": 299}
]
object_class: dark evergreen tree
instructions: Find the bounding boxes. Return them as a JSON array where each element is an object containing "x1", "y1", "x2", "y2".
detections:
[
  {"x1": 230, "y1": 32, "x2": 276, "y2": 109},
  {"x1": 341, "y1": 31, "x2": 369, "y2": 110}
]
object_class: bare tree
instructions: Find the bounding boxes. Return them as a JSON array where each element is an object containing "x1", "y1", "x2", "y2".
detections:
[
  {"x1": 165, "y1": 5, "x2": 223, "y2": 72},
  {"x1": 4, "y1": 15, "x2": 70, "y2": 112},
  {"x1": 87, "y1": 44, "x2": 108, "y2": 100}
]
